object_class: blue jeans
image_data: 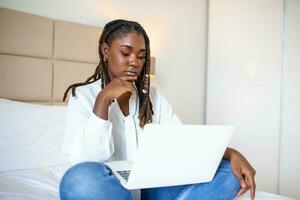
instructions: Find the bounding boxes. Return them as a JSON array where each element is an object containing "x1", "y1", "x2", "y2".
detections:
[{"x1": 60, "y1": 160, "x2": 240, "y2": 200}]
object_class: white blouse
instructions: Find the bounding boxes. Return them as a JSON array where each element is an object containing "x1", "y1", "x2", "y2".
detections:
[
  {"x1": 62, "y1": 79, "x2": 181, "y2": 165},
  {"x1": 61, "y1": 79, "x2": 181, "y2": 200}
]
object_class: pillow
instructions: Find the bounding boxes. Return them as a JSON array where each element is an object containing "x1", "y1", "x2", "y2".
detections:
[{"x1": 0, "y1": 98, "x2": 69, "y2": 172}]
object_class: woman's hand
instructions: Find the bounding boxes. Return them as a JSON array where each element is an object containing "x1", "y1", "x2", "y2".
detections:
[
  {"x1": 93, "y1": 75, "x2": 137, "y2": 119},
  {"x1": 100, "y1": 76, "x2": 137, "y2": 101},
  {"x1": 224, "y1": 148, "x2": 256, "y2": 200}
]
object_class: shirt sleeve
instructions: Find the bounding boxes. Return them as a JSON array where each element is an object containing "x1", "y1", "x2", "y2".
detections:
[{"x1": 62, "y1": 90, "x2": 114, "y2": 165}]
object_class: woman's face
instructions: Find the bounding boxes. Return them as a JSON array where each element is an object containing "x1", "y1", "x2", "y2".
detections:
[{"x1": 103, "y1": 32, "x2": 146, "y2": 81}]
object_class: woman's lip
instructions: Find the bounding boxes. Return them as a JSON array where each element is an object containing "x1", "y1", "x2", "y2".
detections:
[{"x1": 125, "y1": 71, "x2": 137, "y2": 75}]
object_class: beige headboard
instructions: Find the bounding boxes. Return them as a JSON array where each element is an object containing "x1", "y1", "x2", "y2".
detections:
[{"x1": 0, "y1": 7, "x2": 102, "y2": 105}]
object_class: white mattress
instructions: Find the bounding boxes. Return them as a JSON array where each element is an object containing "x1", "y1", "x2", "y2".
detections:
[{"x1": 0, "y1": 163, "x2": 295, "y2": 200}]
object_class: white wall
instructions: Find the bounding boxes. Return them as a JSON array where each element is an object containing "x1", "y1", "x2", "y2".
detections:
[
  {"x1": 0, "y1": 0, "x2": 207, "y2": 124},
  {"x1": 279, "y1": 0, "x2": 300, "y2": 198},
  {"x1": 207, "y1": 0, "x2": 300, "y2": 199}
]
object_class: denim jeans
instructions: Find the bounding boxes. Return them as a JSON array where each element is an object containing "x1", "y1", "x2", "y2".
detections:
[{"x1": 60, "y1": 160, "x2": 240, "y2": 200}]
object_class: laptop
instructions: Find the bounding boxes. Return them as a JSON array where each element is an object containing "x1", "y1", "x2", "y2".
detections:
[{"x1": 105, "y1": 124, "x2": 234, "y2": 190}]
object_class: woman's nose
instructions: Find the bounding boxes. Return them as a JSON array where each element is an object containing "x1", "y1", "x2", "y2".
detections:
[{"x1": 129, "y1": 56, "x2": 138, "y2": 67}]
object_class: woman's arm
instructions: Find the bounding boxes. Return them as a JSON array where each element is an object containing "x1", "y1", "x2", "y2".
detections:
[
  {"x1": 62, "y1": 86, "x2": 114, "y2": 165},
  {"x1": 93, "y1": 91, "x2": 112, "y2": 120},
  {"x1": 224, "y1": 147, "x2": 256, "y2": 200},
  {"x1": 223, "y1": 147, "x2": 236, "y2": 160}
]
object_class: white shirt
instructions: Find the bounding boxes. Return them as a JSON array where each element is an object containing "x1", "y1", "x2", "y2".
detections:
[{"x1": 62, "y1": 79, "x2": 181, "y2": 199}]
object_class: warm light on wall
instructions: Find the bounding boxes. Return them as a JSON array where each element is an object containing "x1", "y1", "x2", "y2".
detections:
[{"x1": 150, "y1": 56, "x2": 156, "y2": 78}]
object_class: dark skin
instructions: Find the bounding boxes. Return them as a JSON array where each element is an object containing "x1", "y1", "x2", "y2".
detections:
[{"x1": 93, "y1": 32, "x2": 256, "y2": 199}]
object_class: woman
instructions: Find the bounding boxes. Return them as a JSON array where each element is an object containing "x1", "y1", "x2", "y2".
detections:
[{"x1": 59, "y1": 19, "x2": 256, "y2": 200}]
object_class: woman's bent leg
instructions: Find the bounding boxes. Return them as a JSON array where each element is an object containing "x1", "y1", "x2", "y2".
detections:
[
  {"x1": 176, "y1": 159, "x2": 240, "y2": 200},
  {"x1": 142, "y1": 160, "x2": 240, "y2": 200},
  {"x1": 60, "y1": 162, "x2": 132, "y2": 200}
]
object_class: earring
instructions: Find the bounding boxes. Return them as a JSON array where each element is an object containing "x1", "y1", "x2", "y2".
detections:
[{"x1": 103, "y1": 56, "x2": 107, "y2": 62}]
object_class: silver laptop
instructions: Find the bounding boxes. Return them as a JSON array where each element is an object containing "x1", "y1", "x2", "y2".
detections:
[{"x1": 105, "y1": 124, "x2": 234, "y2": 190}]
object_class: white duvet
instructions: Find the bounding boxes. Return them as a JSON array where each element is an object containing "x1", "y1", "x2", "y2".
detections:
[{"x1": 0, "y1": 163, "x2": 70, "y2": 200}]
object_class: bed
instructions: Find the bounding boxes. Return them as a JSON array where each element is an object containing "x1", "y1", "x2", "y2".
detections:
[{"x1": 0, "y1": 7, "x2": 295, "y2": 200}]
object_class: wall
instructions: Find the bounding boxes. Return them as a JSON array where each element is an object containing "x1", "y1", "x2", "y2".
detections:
[
  {"x1": 279, "y1": 0, "x2": 300, "y2": 198},
  {"x1": 0, "y1": 0, "x2": 207, "y2": 124},
  {"x1": 206, "y1": 0, "x2": 300, "y2": 199}
]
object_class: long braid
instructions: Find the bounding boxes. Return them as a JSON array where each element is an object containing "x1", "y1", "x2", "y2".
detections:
[
  {"x1": 136, "y1": 29, "x2": 153, "y2": 127},
  {"x1": 63, "y1": 19, "x2": 153, "y2": 128}
]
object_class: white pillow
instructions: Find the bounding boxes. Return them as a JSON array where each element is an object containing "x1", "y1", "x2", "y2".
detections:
[{"x1": 0, "y1": 98, "x2": 69, "y2": 172}]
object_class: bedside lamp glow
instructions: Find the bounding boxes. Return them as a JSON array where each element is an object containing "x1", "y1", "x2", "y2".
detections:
[{"x1": 150, "y1": 57, "x2": 156, "y2": 78}]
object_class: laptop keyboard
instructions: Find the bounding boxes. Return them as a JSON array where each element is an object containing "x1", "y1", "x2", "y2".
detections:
[{"x1": 116, "y1": 170, "x2": 131, "y2": 182}]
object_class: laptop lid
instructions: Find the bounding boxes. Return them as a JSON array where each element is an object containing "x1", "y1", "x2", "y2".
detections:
[{"x1": 125, "y1": 124, "x2": 234, "y2": 189}]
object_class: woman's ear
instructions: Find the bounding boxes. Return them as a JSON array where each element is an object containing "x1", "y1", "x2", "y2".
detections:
[{"x1": 101, "y1": 42, "x2": 109, "y2": 58}]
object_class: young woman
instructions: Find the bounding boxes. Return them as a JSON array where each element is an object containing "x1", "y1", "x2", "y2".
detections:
[{"x1": 59, "y1": 19, "x2": 256, "y2": 200}]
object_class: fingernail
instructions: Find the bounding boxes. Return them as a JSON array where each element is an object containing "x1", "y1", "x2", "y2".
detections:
[{"x1": 241, "y1": 182, "x2": 246, "y2": 187}]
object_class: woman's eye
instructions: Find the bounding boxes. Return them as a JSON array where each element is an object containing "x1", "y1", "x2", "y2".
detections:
[
  {"x1": 121, "y1": 52, "x2": 129, "y2": 57},
  {"x1": 138, "y1": 55, "x2": 146, "y2": 59}
]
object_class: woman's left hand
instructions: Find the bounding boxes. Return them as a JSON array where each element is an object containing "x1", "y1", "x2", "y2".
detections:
[{"x1": 226, "y1": 148, "x2": 256, "y2": 200}]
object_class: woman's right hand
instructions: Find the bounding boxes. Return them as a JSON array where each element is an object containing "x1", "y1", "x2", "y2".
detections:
[
  {"x1": 93, "y1": 75, "x2": 137, "y2": 119},
  {"x1": 101, "y1": 76, "x2": 137, "y2": 101}
]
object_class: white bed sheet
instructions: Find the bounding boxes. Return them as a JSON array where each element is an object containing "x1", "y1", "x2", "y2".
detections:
[
  {"x1": 238, "y1": 191, "x2": 295, "y2": 200},
  {"x1": 0, "y1": 162, "x2": 71, "y2": 200},
  {"x1": 0, "y1": 163, "x2": 295, "y2": 200}
]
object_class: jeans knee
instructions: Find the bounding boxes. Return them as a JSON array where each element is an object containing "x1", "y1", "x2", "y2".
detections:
[
  {"x1": 218, "y1": 160, "x2": 240, "y2": 195},
  {"x1": 60, "y1": 162, "x2": 110, "y2": 188},
  {"x1": 60, "y1": 162, "x2": 131, "y2": 200}
]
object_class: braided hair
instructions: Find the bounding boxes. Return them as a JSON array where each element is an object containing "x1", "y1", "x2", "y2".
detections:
[{"x1": 63, "y1": 19, "x2": 153, "y2": 128}]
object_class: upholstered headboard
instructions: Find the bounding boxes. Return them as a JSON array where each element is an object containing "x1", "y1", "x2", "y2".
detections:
[{"x1": 0, "y1": 7, "x2": 102, "y2": 105}]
